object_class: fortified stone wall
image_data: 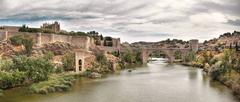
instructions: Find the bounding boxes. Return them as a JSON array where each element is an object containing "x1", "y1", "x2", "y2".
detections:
[
  {"x1": 71, "y1": 37, "x2": 90, "y2": 49},
  {"x1": 40, "y1": 34, "x2": 52, "y2": 44},
  {"x1": 0, "y1": 26, "x2": 20, "y2": 33},
  {"x1": 39, "y1": 34, "x2": 92, "y2": 50},
  {"x1": 0, "y1": 29, "x2": 120, "y2": 52},
  {"x1": 0, "y1": 31, "x2": 93, "y2": 51},
  {"x1": 0, "y1": 31, "x2": 38, "y2": 42},
  {"x1": 52, "y1": 34, "x2": 72, "y2": 43},
  {"x1": 0, "y1": 31, "x2": 5, "y2": 40}
]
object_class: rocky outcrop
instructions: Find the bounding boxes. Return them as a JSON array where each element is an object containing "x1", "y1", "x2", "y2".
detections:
[
  {"x1": 88, "y1": 72, "x2": 102, "y2": 78},
  {"x1": 32, "y1": 42, "x2": 76, "y2": 56},
  {"x1": 84, "y1": 55, "x2": 96, "y2": 70},
  {"x1": 106, "y1": 54, "x2": 119, "y2": 63},
  {"x1": 42, "y1": 42, "x2": 75, "y2": 55},
  {"x1": 0, "y1": 41, "x2": 19, "y2": 58}
]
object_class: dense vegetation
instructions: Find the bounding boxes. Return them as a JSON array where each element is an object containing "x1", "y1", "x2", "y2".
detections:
[
  {"x1": 185, "y1": 49, "x2": 240, "y2": 96},
  {"x1": 120, "y1": 50, "x2": 142, "y2": 66},
  {"x1": 91, "y1": 52, "x2": 112, "y2": 73},
  {"x1": 174, "y1": 50, "x2": 182, "y2": 60},
  {"x1": 0, "y1": 55, "x2": 54, "y2": 89},
  {"x1": 29, "y1": 74, "x2": 76, "y2": 94},
  {"x1": 18, "y1": 25, "x2": 89, "y2": 36},
  {"x1": 19, "y1": 25, "x2": 42, "y2": 33},
  {"x1": 62, "y1": 53, "x2": 75, "y2": 71},
  {"x1": 183, "y1": 51, "x2": 196, "y2": 62},
  {"x1": 10, "y1": 35, "x2": 34, "y2": 56}
]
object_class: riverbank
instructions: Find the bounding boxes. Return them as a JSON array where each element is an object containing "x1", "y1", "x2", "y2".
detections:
[
  {"x1": 29, "y1": 73, "x2": 77, "y2": 94},
  {"x1": 180, "y1": 61, "x2": 240, "y2": 99}
]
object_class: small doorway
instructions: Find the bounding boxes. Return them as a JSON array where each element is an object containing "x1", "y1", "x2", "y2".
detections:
[{"x1": 78, "y1": 59, "x2": 82, "y2": 71}]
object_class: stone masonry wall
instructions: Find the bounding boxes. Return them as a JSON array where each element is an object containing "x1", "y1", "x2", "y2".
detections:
[{"x1": 0, "y1": 31, "x2": 93, "y2": 50}]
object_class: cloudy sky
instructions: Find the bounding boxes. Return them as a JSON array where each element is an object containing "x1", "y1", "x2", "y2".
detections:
[{"x1": 0, "y1": 0, "x2": 240, "y2": 43}]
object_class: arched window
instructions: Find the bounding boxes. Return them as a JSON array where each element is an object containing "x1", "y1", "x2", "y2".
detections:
[{"x1": 79, "y1": 59, "x2": 82, "y2": 71}]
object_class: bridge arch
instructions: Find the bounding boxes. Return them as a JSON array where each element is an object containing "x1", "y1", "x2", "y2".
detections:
[{"x1": 141, "y1": 48, "x2": 192, "y2": 64}]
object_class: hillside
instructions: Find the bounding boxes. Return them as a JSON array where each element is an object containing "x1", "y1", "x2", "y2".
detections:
[
  {"x1": 203, "y1": 31, "x2": 240, "y2": 50},
  {"x1": 130, "y1": 39, "x2": 188, "y2": 49}
]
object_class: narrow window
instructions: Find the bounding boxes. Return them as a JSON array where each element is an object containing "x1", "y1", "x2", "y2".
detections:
[{"x1": 79, "y1": 59, "x2": 82, "y2": 71}]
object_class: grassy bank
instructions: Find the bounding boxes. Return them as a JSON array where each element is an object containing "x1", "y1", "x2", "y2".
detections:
[
  {"x1": 29, "y1": 73, "x2": 76, "y2": 94},
  {"x1": 213, "y1": 70, "x2": 240, "y2": 97}
]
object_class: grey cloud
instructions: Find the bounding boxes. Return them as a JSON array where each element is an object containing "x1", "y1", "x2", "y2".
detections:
[
  {"x1": 150, "y1": 18, "x2": 185, "y2": 24},
  {"x1": 0, "y1": 0, "x2": 239, "y2": 42},
  {"x1": 227, "y1": 19, "x2": 240, "y2": 26},
  {"x1": 191, "y1": 0, "x2": 240, "y2": 16}
]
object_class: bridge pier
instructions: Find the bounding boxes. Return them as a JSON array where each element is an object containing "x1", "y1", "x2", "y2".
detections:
[
  {"x1": 141, "y1": 49, "x2": 148, "y2": 64},
  {"x1": 164, "y1": 50, "x2": 175, "y2": 63}
]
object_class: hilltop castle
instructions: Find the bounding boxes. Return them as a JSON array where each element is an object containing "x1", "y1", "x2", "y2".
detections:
[{"x1": 41, "y1": 21, "x2": 61, "y2": 33}]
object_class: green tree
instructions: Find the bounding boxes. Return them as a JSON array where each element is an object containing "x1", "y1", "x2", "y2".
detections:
[
  {"x1": 43, "y1": 51, "x2": 54, "y2": 61},
  {"x1": 96, "y1": 53, "x2": 108, "y2": 65},
  {"x1": 122, "y1": 51, "x2": 135, "y2": 63},
  {"x1": 22, "y1": 37, "x2": 34, "y2": 56},
  {"x1": 221, "y1": 49, "x2": 235, "y2": 75},
  {"x1": 174, "y1": 50, "x2": 182, "y2": 59},
  {"x1": 0, "y1": 71, "x2": 26, "y2": 89},
  {"x1": 11, "y1": 56, "x2": 54, "y2": 82},
  {"x1": 184, "y1": 51, "x2": 196, "y2": 62},
  {"x1": 62, "y1": 53, "x2": 75, "y2": 71}
]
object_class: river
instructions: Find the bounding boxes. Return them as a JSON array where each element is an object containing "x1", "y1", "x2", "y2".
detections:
[{"x1": 0, "y1": 58, "x2": 239, "y2": 102}]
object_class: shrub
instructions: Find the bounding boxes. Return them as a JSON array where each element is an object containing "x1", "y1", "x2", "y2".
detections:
[
  {"x1": 95, "y1": 53, "x2": 107, "y2": 65},
  {"x1": 0, "y1": 59, "x2": 13, "y2": 71},
  {"x1": 55, "y1": 66, "x2": 64, "y2": 73},
  {"x1": 112, "y1": 51, "x2": 120, "y2": 57},
  {"x1": 11, "y1": 56, "x2": 54, "y2": 82},
  {"x1": 210, "y1": 68, "x2": 221, "y2": 80},
  {"x1": 22, "y1": 37, "x2": 33, "y2": 56},
  {"x1": 10, "y1": 35, "x2": 34, "y2": 56},
  {"x1": 122, "y1": 51, "x2": 135, "y2": 63},
  {"x1": 184, "y1": 51, "x2": 196, "y2": 62},
  {"x1": 174, "y1": 50, "x2": 182, "y2": 59},
  {"x1": 43, "y1": 51, "x2": 54, "y2": 61},
  {"x1": 0, "y1": 71, "x2": 26, "y2": 89},
  {"x1": 9, "y1": 35, "x2": 24, "y2": 46},
  {"x1": 62, "y1": 53, "x2": 75, "y2": 71},
  {"x1": 29, "y1": 74, "x2": 75, "y2": 94}
]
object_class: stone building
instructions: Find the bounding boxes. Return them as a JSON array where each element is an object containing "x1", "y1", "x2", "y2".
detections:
[
  {"x1": 74, "y1": 49, "x2": 95, "y2": 73},
  {"x1": 189, "y1": 39, "x2": 199, "y2": 52},
  {"x1": 112, "y1": 38, "x2": 121, "y2": 49},
  {"x1": 41, "y1": 21, "x2": 60, "y2": 33}
]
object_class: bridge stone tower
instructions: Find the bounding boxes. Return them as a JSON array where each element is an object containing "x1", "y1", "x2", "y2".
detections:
[
  {"x1": 141, "y1": 49, "x2": 148, "y2": 64},
  {"x1": 189, "y1": 39, "x2": 199, "y2": 52}
]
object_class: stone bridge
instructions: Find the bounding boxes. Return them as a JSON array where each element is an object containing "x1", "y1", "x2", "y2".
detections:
[
  {"x1": 141, "y1": 39, "x2": 199, "y2": 64},
  {"x1": 141, "y1": 48, "x2": 191, "y2": 64}
]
